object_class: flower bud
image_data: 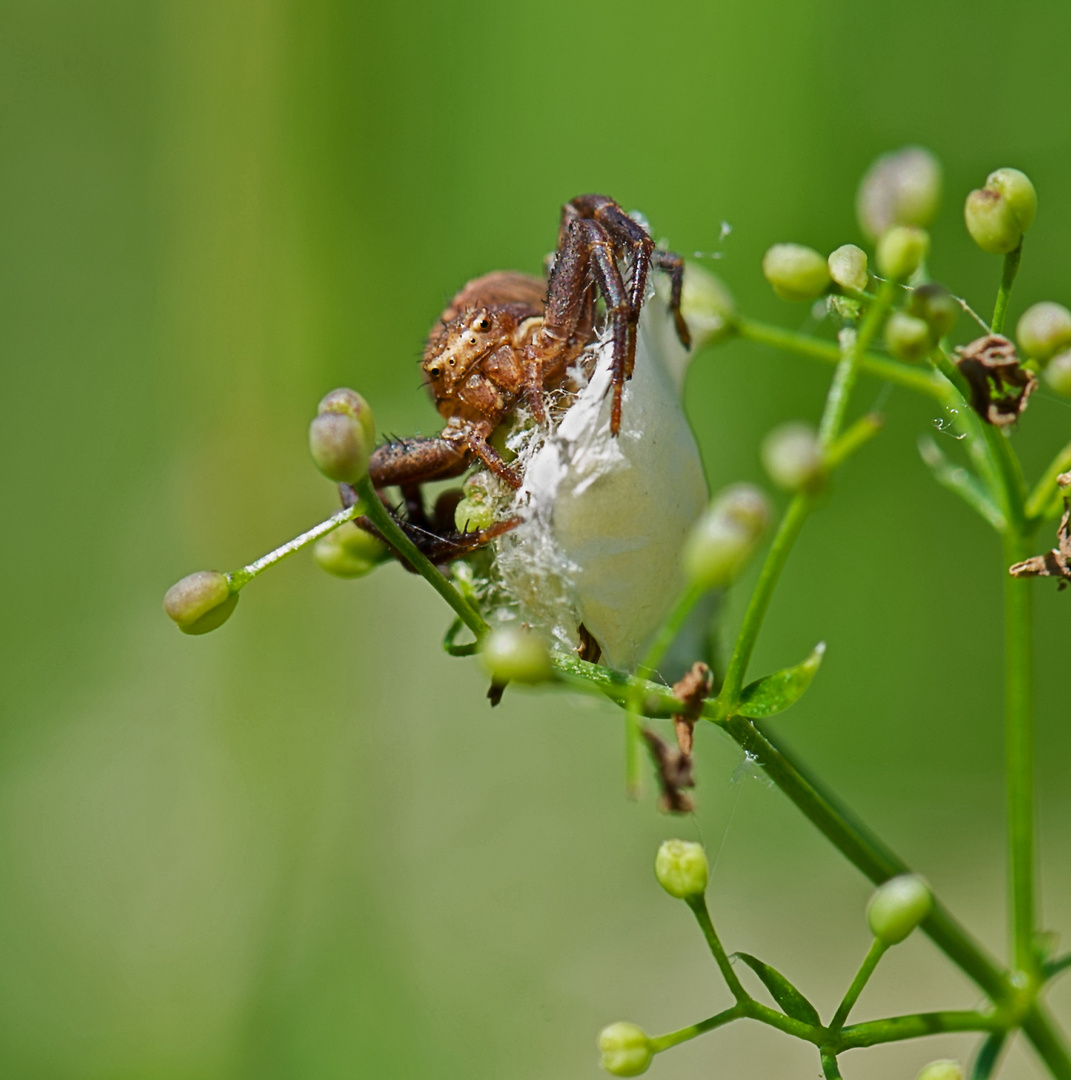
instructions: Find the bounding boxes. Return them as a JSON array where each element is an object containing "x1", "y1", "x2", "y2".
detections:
[
  {"x1": 876, "y1": 226, "x2": 929, "y2": 280},
  {"x1": 1016, "y1": 302, "x2": 1071, "y2": 363},
  {"x1": 479, "y1": 626, "x2": 553, "y2": 684},
  {"x1": 986, "y1": 167, "x2": 1037, "y2": 233},
  {"x1": 454, "y1": 498, "x2": 496, "y2": 533},
  {"x1": 709, "y1": 483, "x2": 771, "y2": 538},
  {"x1": 828, "y1": 244, "x2": 869, "y2": 293},
  {"x1": 907, "y1": 283, "x2": 959, "y2": 339},
  {"x1": 680, "y1": 262, "x2": 735, "y2": 347},
  {"x1": 682, "y1": 514, "x2": 752, "y2": 591},
  {"x1": 309, "y1": 412, "x2": 371, "y2": 484},
  {"x1": 884, "y1": 311, "x2": 933, "y2": 363},
  {"x1": 317, "y1": 387, "x2": 376, "y2": 447},
  {"x1": 313, "y1": 521, "x2": 387, "y2": 578},
  {"x1": 163, "y1": 570, "x2": 239, "y2": 635},
  {"x1": 867, "y1": 874, "x2": 932, "y2": 945},
  {"x1": 964, "y1": 188, "x2": 1021, "y2": 255},
  {"x1": 654, "y1": 839, "x2": 709, "y2": 899},
  {"x1": 761, "y1": 422, "x2": 823, "y2": 491},
  {"x1": 1044, "y1": 350, "x2": 1071, "y2": 397},
  {"x1": 856, "y1": 146, "x2": 942, "y2": 241},
  {"x1": 762, "y1": 243, "x2": 831, "y2": 301},
  {"x1": 597, "y1": 1022, "x2": 653, "y2": 1077},
  {"x1": 916, "y1": 1060, "x2": 963, "y2": 1080}
]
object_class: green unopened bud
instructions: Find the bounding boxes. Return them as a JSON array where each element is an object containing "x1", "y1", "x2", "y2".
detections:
[
  {"x1": 857, "y1": 146, "x2": 942, "y2": 241},
  {"x1": 313, "y1": 521, "x2": 387, "y2": 578},
  {"x1": 762, "y1": 244, "x2": 831, "y2": 301},
  {"x1": 598, "y1": 1022, "x2": 653, "y2": 1077},
  {"x1": 454, "y1": 498, "x2": 496, "y2": 533},
  {"x1": 828, "y1": 244, "x2": 869, "y2": 293},
  {"x1": 479, "y1": 627, "x2": 552, "y2": 685},
  {"x1": 986, "y1": 167, "x2": 1037, "y2": 233},
  {"x1": 1044, "y1": 351, "x2": 1071, "y2": 397},
  {"x1": 682, "y1": 515, "x2": 751, "y2": 590},
  {"x1": 163, "y1": 570, "x2": 239, "y2": 635},
  {"x1": 867, "y1": 874, "x2": 932, "y2": 945},
  {"x1": 884, "y1": 311, "x2": 934, "y2": 363},
  {"x1": 680, "y1": 262, "x2": 735, "y2": 347},
  {"x1": 964, "y1": 188, "x2": 1021, "y2": 255},
  {"x1": 761, "y1": 422, "x2": 823, "y2": 491},
  {"x1": 309, "y1": 412, "x2": 371, "y2": 484},
  {"x1": 317, "y1": 387, "x2": 376, "y2": 447},
  {"x1": 876, "y1": 226, "x2": 929, "y2": 280},
  {"x1": 907, "y1": 283, "x2": 958, "y2": 339},
  {"x1": 654, "y1": 839, "x2": 709, "y2": 899},
  {"x1": 916, "y1": 1060, "x2": 963, "y2": 1080},
  {"x1": 709, "y1": 483, "x2": 771, "y2": 537},
  {"x1": 1016, "y1": 302, "x2": 1071, "y2": 363}
]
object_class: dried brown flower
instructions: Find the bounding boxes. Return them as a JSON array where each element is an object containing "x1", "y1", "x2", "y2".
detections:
[
  {"x1": 954, "y1": 334, "x2": 1037, "y2": 426},
  {"x1": 1009, "y1": 473, "x2": 1071, "y2": 588}
]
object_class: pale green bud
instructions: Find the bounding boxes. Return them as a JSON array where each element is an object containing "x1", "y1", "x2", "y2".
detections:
[
  {"x1": 454, "y1": 497, "x2": 496, "y2": 533},
  {"x1": 479, "y1": 627, "x2": 553, "y2": 684},
  {"x1": 680, "y1": 262, "x2": 735, "y2": 347},
  {"x1": 867, "y1": 874, "x2": 932, "y2": 945},
  {"x1": 986, "y1": 167, "x2": 1037, "y2": 233},
  {"x1": 1016, "y1": 302, "x2": 1071, "y2": 363},
  {"x1": 964, "y1": 188, "x2": 1021, "y2": 255},
  {"x1": 682, "y1": 515, "x2": 752, "y2": 590},
  {"x1": 876, "y1": 226, "x2": 929, "y2": 280},
  {"x1": 761, "y1": 422, "x2": 823, "y2": 491},
  {"x1": 598, "y1": 1022, "x2": 653, "y2": 1077},
  {"x1": 828, "y1": 244, "x2": 869, "y2": 293},
  {"x1": 654, "y1": 839, "x2": 709, "y2": 899},
  {"x1": 1044, "y1": 351, "x2": 1071, "y2": 397},
  {"x1": 857, "y1": 146, "x2": 942, "y2": 240},
  {"x1": 762, "y1": 243, "x2": 831, "y2": 301},
  {"x1": 317, "y1": 387, "x2": 376, "y2": 447},
  {"x1": 163, "y1": 570, "x2": 238, "y2": 635},
  {"x1": 884, "y1": 311, "x2": 933, "y2": 363},
  {"x1": 309, "y1": 412, "x2": 371, "y2": 484},
  {"x1": 916, "y1": 1060, "x2": 963, "y2": 1080},
  {"x1": 313, "y1": 521, "x2": 387, "y2": 578},
  {"x1": 709, "y1": 483, "x2": 771, "y2": 538},
  {"x1": 907, "y1": 283, "x2": 958, "y2": 339}
]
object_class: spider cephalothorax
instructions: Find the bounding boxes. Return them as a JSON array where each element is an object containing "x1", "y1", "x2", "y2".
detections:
[{"x1": 355, "y1": 194, "x2": 691, "y2": 562}]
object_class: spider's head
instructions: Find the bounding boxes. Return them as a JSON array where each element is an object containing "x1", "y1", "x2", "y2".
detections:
[{"x1": 422, "y1": 308, "x2": 510, "y2": 405}]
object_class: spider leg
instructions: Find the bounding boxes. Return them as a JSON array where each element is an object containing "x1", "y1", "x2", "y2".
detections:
[
  {"x1": 368, "y1": 435, "x2": 470, "y2": 488},
  {"x1": 652, "y1": 248, "x2": 692, "y2": 349},
  {"x1": 459, "y1": 423, "x2": 523, "y2": 488}
]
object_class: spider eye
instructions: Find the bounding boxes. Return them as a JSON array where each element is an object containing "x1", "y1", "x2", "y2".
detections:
[
  {"x1": 477, "y1": 317, "x2": 491, "y2": 331},
  {"x1": 428, "y1": 366, "x2": 441, "y2": 378}
]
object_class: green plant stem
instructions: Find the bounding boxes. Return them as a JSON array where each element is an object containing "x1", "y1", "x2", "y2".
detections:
[
  {"x1": 821, "y1": 278, "x2": 897, "y2": 445},
  {"x1": 835, "y1": 1010, "x2": 1000, "y2": 1050},
  {"x1": 718, "y1": 492, "x2": 812, "y2": 706},
  {"x1": 992, "y1": 242, "x2": 1023, "y2": 335},
  {"x1": 821, "y1": 1050, "x2": 843, "y2": 1079},
  {"x1": 1023, "y1": 1004, "x2": 1071, "y2": 1079},
  {"x1": 687, "y1": 895, "x2": 749, "y2": 1002},
  {"x1": 355, "y1": 475, "x2": 489, "y2": 638},
  {"x1": 830, "y1": 939, "x2": 887, "y2": 1030},
  {"x1": 227, "y1": 502, "x2": 363, "y2": 590},
  {"x1": 650, "y1": 1005, "x2": 744, "y2": 1052},
  {"x1": 972, "y1": 1032, "x2": 1008, "y2": 1080},
  {"x1": 735, "y1": 318, "x2": 945, "y2": 401},
  {"x1": 1026, "y1": 439, "x2": 1071, "y2": 523},
  {"x1": 1004, "y1": 530, "x2": 1036, "y2": 978},
  {"x1": 723, "y1": 714, "x2": 1008, "y2": 1000},
  {"x1": 824, "y1": 413, "x2": 884, "y2": 470}
]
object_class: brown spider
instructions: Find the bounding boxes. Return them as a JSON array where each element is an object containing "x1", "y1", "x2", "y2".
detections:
[{"x1": 348, "y1": 194, "x2": 691, "y2": 563}]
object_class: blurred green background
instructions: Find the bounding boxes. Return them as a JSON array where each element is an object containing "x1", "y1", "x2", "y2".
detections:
[{"x1": 2, "y1": 1, "x2": 1071, "y2": 1076}]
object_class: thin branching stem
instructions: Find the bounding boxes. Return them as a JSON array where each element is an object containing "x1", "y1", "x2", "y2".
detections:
[{"x1": 830, "y1": 939, "x2": 886, "y2": 1030}]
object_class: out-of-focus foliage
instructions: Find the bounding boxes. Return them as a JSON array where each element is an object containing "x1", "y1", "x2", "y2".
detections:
[{"x1": 2, "y1": 1, "x2": 1070, "y2": 1077}]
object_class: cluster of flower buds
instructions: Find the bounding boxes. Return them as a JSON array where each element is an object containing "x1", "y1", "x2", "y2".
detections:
[
  {"x1": 1017, "y1": 301, "x2": 1071, "y2": 397},
  {"x1": 964, "y1": 168, "x2": 1037, "y2": 255},
  {"x1": 682, "y1": 484, "x2": 771, "y2": 590}
]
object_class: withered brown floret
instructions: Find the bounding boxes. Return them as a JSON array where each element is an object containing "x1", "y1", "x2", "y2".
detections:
[
  {"x1": 1009, "y1": 473, "x2": 1071, "y2": 588},
  {"x1": 671, "y1": 661, "x2": 714, "y2": 758},
  {"x1": 642, "y1": 727, "x2": 695, "y2": 815},
  {"x1": 954, "y1": 334, "x2": 1037, "y2": 426}
]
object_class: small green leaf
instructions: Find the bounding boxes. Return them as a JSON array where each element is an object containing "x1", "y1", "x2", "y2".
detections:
[
  {"x1": 733, "y1": 951, "x2": 821, "y2": 1026},
  {"x1": 737, "y1": 642, "x2": 825, "y2": 718},
  {"x1": 919, "y1": 435, "x2": 1005, "y2": 531}
]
